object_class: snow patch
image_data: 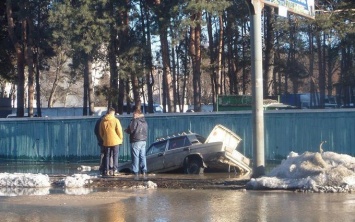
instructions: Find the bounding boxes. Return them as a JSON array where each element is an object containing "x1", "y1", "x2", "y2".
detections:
[
  {"x1": 129, "y1": 181, "x2": 158, "y2": 190},
  {"x1": 62, "y1": 174, "x2": 94, "y2": 188},
  {"x1": 247, "y1": 151, "x2": 355, "y2": 192},
  {"x1": 0, "y1": 173, "x2": 51, "y2": 188}
]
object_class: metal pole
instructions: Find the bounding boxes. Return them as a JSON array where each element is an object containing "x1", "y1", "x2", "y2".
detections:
[{"x1": 247, "y1": 0, "x2": 265, "y2": 177}]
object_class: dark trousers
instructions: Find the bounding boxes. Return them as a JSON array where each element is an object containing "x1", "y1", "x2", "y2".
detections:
[{"x1": 103, "y1": 145, "x2": 119, "y2": 172}]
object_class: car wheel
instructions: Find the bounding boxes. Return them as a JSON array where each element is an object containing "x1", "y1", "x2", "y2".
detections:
[{"x1": 184, "y1": 158, "x2": 204, "y2": 174}]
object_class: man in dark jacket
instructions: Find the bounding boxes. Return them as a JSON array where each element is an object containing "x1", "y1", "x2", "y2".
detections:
[{"x1": 125, "y1": 109, "x2": 148, "y2": 178}]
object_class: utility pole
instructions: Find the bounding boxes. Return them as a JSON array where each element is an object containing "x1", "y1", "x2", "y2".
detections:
[{"x1": 246, "y1": 0, "x2": 265, "y2": 178}]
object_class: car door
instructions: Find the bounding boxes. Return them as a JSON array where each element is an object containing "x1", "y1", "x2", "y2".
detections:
[
  {"x1": 163, "y1": 136, "x2": 192, "y2": 170},
  {"x1": 146, "y1": 140, "x2": 167, "y2": 172}
]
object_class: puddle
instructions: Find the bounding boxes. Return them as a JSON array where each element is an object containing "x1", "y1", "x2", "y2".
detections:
[{"x1": 0, "y1": 162, "x2": 98, "y2": 175}]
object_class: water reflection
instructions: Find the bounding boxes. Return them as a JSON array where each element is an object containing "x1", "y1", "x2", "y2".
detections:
[
  {"x1": 99, "y1": 202, "x2": 126, "y2": 222},
  {"x1": 0, "y1": 187, "x2": 50, "y2": 196},
  {"x1": 122, "y1": 190, "x2": 355, "y2": 221},
  {"x1": 0, "y1": 187, "x2": 96, "y2": 196},
  {"x1": 64, "y1": 187, "x2": 93, "y2": 195},
  {"x1": 0, "y1": 189, "x2": 355, "y2": 221},
  {"x1": 0, "y1": 162, "x2": 95, "y2": 175}
]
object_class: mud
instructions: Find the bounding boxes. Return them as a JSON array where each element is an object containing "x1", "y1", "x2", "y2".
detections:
[{"x1": 82, "y1": 173, "x2": 250, "y2": 190}]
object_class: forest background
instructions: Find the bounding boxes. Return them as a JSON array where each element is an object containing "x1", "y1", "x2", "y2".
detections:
[{"x1": 0, "y1": 0, "x2": 354, "y2": 117}]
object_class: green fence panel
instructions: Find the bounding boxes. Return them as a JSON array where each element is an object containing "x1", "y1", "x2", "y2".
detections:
[{"x1": 1, "y1": 109, "x2": 355, "y2": 163}]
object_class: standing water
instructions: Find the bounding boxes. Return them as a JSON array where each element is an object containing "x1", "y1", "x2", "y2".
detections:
[
  {"x1": 2, "y1": 151, "x2": 355, "y2": 221},
  {"x1": 1, "y1": 188, "x2": 355, "y2": 221}
]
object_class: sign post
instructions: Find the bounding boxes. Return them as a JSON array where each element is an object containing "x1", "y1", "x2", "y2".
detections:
[
  {"x1": 246, "y1": 0, "x2": 315, "y2": 178},
  {"x1": 246, "y1": 0, "x2": 265, "y2": 178}
]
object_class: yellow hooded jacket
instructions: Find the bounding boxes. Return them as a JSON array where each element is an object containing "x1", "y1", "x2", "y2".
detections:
[{"x1": 99, "y1": 113, "x2": 123, "y2": 147}]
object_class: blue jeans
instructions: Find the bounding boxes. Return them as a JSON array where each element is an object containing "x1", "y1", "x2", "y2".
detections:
[
  {"x1": 104, "y1": 145, "x2": 119, "y2": 172},
  {"x1": 131, "y1": 141, "x2": 147, "y2": 174}
]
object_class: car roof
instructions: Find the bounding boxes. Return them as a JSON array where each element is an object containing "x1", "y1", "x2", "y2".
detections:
[
  {"x1": 155, "y1": 132, "x2": 199, "y2": 141},
  {"x1": 152, "y1": 133, "x2": 205, "y2": 146}
]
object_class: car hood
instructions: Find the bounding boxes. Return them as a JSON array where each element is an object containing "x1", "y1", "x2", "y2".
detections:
[{"x1": 204, "y1": 124, "x2": 242, "y2": 153}]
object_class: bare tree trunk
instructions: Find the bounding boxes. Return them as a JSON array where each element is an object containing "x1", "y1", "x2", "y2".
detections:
[
  {"x1": 125, "y1": 79, "x2": 131, "y2": 113},
  {"x1": 35, "y1": 3, "x2": 42, "y2": 117},
  {"x1": 47, "y1": 68, "x2": 59, "y2": 108},
  {"x1": 232, "y1": 13, "x2": 240, "y2": 95},
  {"x1": 118, "y1": 78, "x2": 125, "y2": 113},
  {"x1": 264, "y1": 7, "x2": 275, "y2": 97},
  {"x1": 182, "y1": 34, "x2": 189, "y2": 110},
  {"x1": 108, "y1": 0, "x2": 118, "y2": 111},
  {"x1": 226, "y1": 16, "x2": 233, "y2": 95},
  {"x1": 160, "y1": 28, "x2": 174, "y2": 112},
  {"x1": 83, "y1": 54, "x2": 89, "y2": 115},
  {"x1": 35, "y1": 52, "x2": 41, "y2": 116},
  {"x1": 141, "y1": 0, "x2": 154, "y2": 113},
  {"x1": 309, "y1": 25, "x2": 315, "y2": 108},
  {"x1": 217, "y1": 15, "x2": 223, "y2": 95},
  {"x1": 189, "y1": 11, "x2": 202, "y2": 112},
  {"x1": 26, "y1": 15, "x2": 35, "y2": 117},
  {"x1": 131, "y1": 75, "x2": 140, "y2": 107},
  {"x1": 152, "y1": 0, "x2": 173, "y2": 112},
  {"x1": 315, "y1": 31, "x2": 325, "y2": 108},
  {"x1": 176, "y1": 45, "x2": 182, "y2": 112},
  {"x1": 285, "y1": 17, "x2": 293, "y2": 94},
  {"x1": 207, "y1": 13, "x2": 216, "y2": 110},
  {"x1": 242, "y1": 21, "x2": 247, "y2": 95},
  {"x1": 170, "y1": 29, "x2": 177, "y2": 112},
  {"x1": 326, "y1": 40, "x2": 333, "y2": 97},
  {"x1": 7, "y1": 0, "x2": 25, "y2": 117},
  {"x1": 88, "y1": 59, "x2": 95, "y2": 115},
  {"x1": 117, "y1": 0, "x2": 131, "y2": 113}
]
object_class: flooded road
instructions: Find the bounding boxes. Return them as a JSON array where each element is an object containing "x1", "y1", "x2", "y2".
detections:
[
  {"x1": 1, "y1": 162, "x2": 355, "y2": 221},
  {"x1": 1, "y1": 189, "x2": 355, "y2": 221}
]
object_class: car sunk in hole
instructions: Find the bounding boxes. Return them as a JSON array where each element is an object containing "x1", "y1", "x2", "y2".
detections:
[{"x1": 118, "y1": 124, "x2": 252, "y2": 175}]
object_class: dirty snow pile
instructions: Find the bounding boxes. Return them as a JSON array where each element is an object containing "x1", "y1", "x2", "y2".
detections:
[
  {"x1": 0, "y1": 173, "x2": 51, "y2": 188},
  {"x1": 61, "y1": 174, "x2": 93, "y2": 188},
  {"x1": 130, "y1": 180, "x2": 157, "y2": 190},
  {"x1": 247, "y1": 151, "x2": 355, "y2": 192},
  {"x1": 0, "y1": 173, "x2": 95, "y2": 196},
  {"x1": 0, "y1": 173, "x2": 51, "y2": 196}
]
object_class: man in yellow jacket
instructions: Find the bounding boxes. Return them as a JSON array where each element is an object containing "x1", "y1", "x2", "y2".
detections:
[{"x1": 99, "y1": 107, "x2": 123, "y2": 176}]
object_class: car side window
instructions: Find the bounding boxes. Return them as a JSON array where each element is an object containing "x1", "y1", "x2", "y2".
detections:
[
  {"x1": 147, "y1": 141, "x2": 167, "y2": 155},
  {"x1": 168, "y1": 137, "x2": 191, "y2": 150}
]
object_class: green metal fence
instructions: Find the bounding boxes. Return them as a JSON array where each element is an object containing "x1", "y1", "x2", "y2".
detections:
[{"x1": 1, "y1": 109, "x2": 355, "y2": 163}]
